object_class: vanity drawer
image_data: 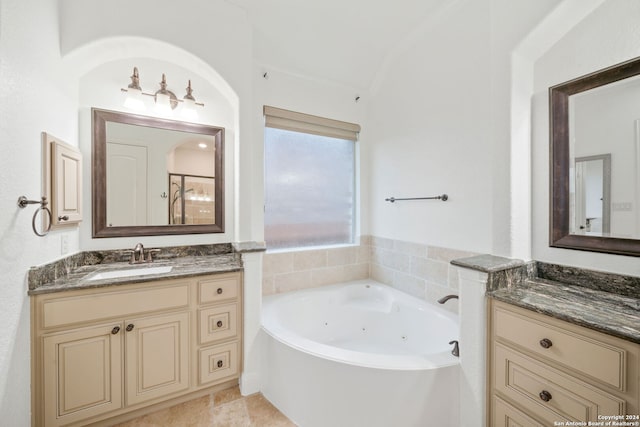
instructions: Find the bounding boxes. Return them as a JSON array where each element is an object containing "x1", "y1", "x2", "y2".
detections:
[
  {"x1": 494, "y1": 343, "x2": 625, "y2": 424},
  {"x1": 198, "y1": 341, "x2": 239, "y2": 386},
  {"x1": 493, "y1": 303, "x2": 626, "y2": 390},
  {"x1": 198, "y1": 274, "x2": 240, "y2": 305},
  {"x1": 199, "y1": 303, "x2": 238, "y2": 344},
  {"x1": 492, "y1": 395, "x2": 544, "y2": 427},
  {"x1": 40, "y1": 283, "x2": 190, "y2": 329}
]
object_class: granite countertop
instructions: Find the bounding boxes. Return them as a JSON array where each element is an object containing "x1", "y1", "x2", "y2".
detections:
[
  {"x1": 452, "y1": 255, "x2": 640, "y2": 345},
  {"x1": 489, "y1": 278, "x2": 640, "y2": 344},
  {"x1": 28, "y1": 253, "x2": 243, "y2": 296}
]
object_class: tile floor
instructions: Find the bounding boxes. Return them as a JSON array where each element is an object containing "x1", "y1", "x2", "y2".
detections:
[{"x1": 113, "y1": 386, "x2": 296, "y2": 427}]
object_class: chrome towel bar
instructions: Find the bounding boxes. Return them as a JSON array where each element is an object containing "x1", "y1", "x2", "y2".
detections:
[{"x1": 385, "y1": 194, "x2": 448, "y2": 203}]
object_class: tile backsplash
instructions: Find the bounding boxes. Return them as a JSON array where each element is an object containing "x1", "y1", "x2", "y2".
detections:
[
  {"x1": 262, "y1": 236, "x2": 478, "y2": 311},
  {"x1": 262, "y1": 238, "x2": 370, "y2": 295}
]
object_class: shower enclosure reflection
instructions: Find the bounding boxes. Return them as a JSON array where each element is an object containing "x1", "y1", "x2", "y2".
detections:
[{"x1": 169, "y1": 174, "x2": 215, "y2": 225}]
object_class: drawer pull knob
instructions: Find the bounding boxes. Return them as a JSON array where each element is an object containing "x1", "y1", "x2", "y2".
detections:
[
  {"x1": 217, "y1": 320, "x2": 223, "y2": 328},
  {"x1": 111, "y1": 326, "x2": 121, "y2": 334},
  {"x1": 217, "y1": 288, "x2": 223, "y2": 295},
  {"x1": 539, "y1": 338, "x2": 553, "y2": 349},
  {"x1": 126, "y1": 324, "x2": 135, "y2": 332},
  {"x1": 217, "y1": 360, "x2": 224, "y2": 368},
  {"x1": 539, "y1": 390, "x2": 552, "y2": 402}
]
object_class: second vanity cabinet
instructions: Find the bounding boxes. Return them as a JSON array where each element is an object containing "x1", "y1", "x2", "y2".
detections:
[
  {"x1": 489, "y1": 299, "x2": 639, "y2": 426},
  {"x1": 31, "y1": 272, "x2": 242, "y2": 427}
]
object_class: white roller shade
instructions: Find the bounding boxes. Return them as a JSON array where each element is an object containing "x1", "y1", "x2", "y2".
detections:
[{"x1": 263, "y1": 106, "x2": 360, "y2": 141}]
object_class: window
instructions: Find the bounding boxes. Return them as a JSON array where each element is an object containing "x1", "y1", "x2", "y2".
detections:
[{"x1": 263, "y1": 106, "x2": 360, "y2": 250}]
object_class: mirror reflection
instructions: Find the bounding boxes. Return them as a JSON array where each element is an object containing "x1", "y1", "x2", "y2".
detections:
[
  {"x1": 568, "y1": 76, "x2": 640, "y2": 239},
  {"x1": 92, "y1": 108, "x2": 224, "y2": 238},
  {"x1": 169, "y1": 174, "x2": 215, "y2": 225},
  {"x1": 105, "y1": 122, "x2": 216, "y2": 226}
]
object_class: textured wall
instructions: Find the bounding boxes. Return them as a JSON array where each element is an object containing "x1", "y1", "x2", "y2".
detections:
[{"x1": 0, "y1": 1, "x2": 78, "y2": 423}]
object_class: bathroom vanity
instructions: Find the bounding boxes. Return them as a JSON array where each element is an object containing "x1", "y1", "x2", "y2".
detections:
[
  {"x1": 29, "y1": 247, "x2": 243, "y2": 427},
  {"x1": 489, "y1": 299, "x2": 639, "y2": 426},
  {"x1": 485, "y1": 264, "x2": 640, "y2": 426}
]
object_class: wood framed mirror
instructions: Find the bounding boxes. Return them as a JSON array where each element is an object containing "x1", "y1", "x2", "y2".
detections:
[
  {"x1": 92, "y1": 108, "x2": 224, "y2": 238},
  {"x1": 550, "y1": 56, "x2": 640, "y2": 256}
]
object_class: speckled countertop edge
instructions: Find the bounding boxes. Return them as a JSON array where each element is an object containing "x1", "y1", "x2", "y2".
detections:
[
  {"x1": 451, "y1": 254, "x2": 525, "y2": 273},
  {"x1": 452, "y1": 255, "x2": 640, "y2": 344},
  {"x1": 489, "y1": 278, "x2": 640, "y2": 344}
]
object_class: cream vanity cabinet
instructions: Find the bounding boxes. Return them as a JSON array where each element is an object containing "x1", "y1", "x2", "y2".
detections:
[
  {"x1": 489, "y1": 300, "x2": 639, "y2": 426},
  {"x1": 31, "y1": 272, "x2": 242, "y2": 427}
]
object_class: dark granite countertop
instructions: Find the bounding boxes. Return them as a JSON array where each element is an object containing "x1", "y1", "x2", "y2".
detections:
[
  {"x1": 489, "y1": 278, "x2": 640, "y2": 344},
  {"x1": 452, "y1": 256, "x2": 640, "y2": 344},
  {"x1": 28, "y1": 252, "x2": 243, "y2": 296}
]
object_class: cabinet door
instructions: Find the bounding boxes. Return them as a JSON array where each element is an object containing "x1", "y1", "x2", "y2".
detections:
[
  {"x1": 51, "y1": 137, "x2": 82, "y2": 224},
  {"x1": 43, "y1": 323, "x2": 122, "y2": 427},
  {"x1": 125, "y1": 312, "x2": 190, "y2": 406}
]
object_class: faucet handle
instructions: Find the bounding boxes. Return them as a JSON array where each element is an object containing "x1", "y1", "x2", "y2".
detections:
[
  {"x1": 146, "y1": 249, "x2": 161, "y2": 262},
  {"x1": 449, "y1": 340, "x2": 460, "y2": 357},
  {"x1": 124, "y1": 250, "x2": 136, "y2": 264}
]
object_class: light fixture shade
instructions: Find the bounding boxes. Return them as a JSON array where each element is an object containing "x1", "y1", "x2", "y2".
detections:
[
  {"x1": 181, "y1": 97, "x2": 198, "y2": 120},
  {"x1": 123, "y1": 67, "x2": 145, "y2": 110},
  {"x1": 154, "y1": 92, "x2": 172, "y2": 115},
  {"x1": 123, "y1": 87, "x2": 145, "y2": 110}
]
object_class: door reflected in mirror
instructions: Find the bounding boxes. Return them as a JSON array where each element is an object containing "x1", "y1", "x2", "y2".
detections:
[
  {"x1": 93, "y1": 108, "x2": 224, "y2": 238},
  {"x1": 571, "y1": 154, "x2": 611, "y2": 236}
]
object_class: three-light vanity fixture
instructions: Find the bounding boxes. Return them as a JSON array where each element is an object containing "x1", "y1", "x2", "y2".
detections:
[{"x1": 121, "y1": 67, "x2": 204, "y2": 119}]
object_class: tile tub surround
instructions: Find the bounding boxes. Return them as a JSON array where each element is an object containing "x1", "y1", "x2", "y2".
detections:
[
  {"x1": 369, "y1": 237, "x2": 478, "y2": 312},
  {"x1": 453, "y1": 255, "x2": 640, "y2": 344},
  {"x1": 28, "y1": 243, "x2": 241, "y2": 294},
  {"x1": 262, "y1": 240, "x2": 370, "y2": 295},
  {"x1": 262, "y1": 236, "x2": 479, "y2": 312}
]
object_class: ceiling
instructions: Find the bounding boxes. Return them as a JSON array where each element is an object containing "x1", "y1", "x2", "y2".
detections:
[{"x1": 225, "y1": 0, "x2": 451, "y2": 91}]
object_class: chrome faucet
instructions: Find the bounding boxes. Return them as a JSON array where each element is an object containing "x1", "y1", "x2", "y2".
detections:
[
  {"x1": 131, "y1": 243, "x2": 145, "y2": 264},
  {"x1": 127, "y1": 243, "x2": 160, "y2": 264},
  {"x1": 437, "y1": 294, "x2": 459, "y2": 304}
]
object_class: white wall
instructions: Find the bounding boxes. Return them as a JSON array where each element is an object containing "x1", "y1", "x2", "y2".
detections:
[
  {"x1": 367, "y1": 0, "x2": 491, "y2": 254},
  {"x1": 0, "y1": 1, "x2": 78, "y2": 423},
  {"x1": 366, "y1": 0, "x2": 561, "y2": 256},
  {"x1": 532, "y1": 0, "x2": 640, "y2": 275}
]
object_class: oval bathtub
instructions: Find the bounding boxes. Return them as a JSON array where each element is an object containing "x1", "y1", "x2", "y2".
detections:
[{"x1": 261, "y1": 280, "x2": 460, "y2": 427}]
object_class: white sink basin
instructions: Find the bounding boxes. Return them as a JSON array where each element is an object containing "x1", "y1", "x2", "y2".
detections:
[{"x1": 87, "y1": 266, "x2": 173, "y2": 281}]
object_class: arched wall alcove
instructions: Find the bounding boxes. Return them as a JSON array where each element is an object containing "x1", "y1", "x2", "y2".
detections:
[{"x1": 62, "y1": 36, "x2": 241, "y2": 249}]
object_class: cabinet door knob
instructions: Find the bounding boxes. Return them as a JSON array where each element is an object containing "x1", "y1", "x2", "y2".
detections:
[
  {"x1": 217, "y1": 288, "x2": 223, "y2": 295},
  {"x1": 217, "y1": 360, "x2": 224, "y2": 368},
  {"x1": 539, "y1": 338, "x2": 553, "y2": 349},
  {"x1": 111, "y1": 326, "x2": 121, "y2": 334},
  {"x1": 539, "y1": 390, "x2": 552, "y2": 402},
  {"x1": 126, "y1": 324, "x2": 135, "y2": 332},
  {"x1": 217, "y1": 320, "x2": 223, "y2": 328}
]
